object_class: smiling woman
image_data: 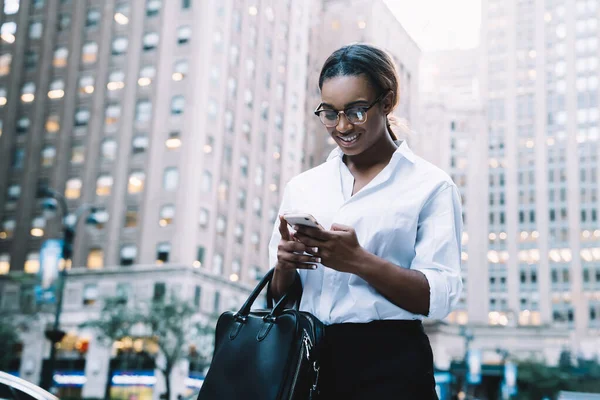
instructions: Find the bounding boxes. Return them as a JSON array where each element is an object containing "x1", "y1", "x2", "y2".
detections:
[{"x1": 269, "y1": 43, "x2": 463, "y2": 399}]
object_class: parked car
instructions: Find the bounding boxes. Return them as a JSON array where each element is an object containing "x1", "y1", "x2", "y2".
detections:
[{"x1": 0, "y1": 371, "x2": 59, "y2": 400}]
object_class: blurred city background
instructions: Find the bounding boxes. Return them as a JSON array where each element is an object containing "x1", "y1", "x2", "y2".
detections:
[{"x1": 1, "y1": 0, "x2": 600, "y2": 399}]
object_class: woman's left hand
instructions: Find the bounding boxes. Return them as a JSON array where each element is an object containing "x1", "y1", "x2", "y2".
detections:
[{"x1": 292, "y1": 223, "x2": 366, "y2": 274}]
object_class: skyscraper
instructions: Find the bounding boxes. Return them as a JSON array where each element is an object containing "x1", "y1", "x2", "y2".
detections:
[{"x1": 0, "y1": 0, "x2": 313, "y2": 287}]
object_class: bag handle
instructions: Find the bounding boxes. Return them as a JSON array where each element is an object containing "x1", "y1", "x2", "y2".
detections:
[{"x1": 234, "y1": 268, "x2": 301, "y2": 320}]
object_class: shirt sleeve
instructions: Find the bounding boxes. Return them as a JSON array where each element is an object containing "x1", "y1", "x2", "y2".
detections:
[
  {"x1": 268, "y1": 183, "x2": 293, "y2": 269},
  {"x1": 410, "y1": 183, "x2": 463, "y2": 320}
]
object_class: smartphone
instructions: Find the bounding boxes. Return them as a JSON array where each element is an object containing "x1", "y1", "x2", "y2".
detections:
[{"x1": 283, "y1": 213, "x2": 321, "y2": 229}]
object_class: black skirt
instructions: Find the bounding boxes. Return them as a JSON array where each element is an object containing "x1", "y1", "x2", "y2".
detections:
[{"x1": 318, "y1": 320, "x2": 438, "y2": 400}]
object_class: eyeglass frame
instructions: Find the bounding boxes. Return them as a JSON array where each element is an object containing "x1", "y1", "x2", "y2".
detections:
[{"x1": 313, "y1": 91, "x2": 389, "y2": 127}]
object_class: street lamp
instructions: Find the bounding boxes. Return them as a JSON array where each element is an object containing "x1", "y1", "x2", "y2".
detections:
[{"x1": 38, "y1": 187, "x2": 101, "y2": 391}]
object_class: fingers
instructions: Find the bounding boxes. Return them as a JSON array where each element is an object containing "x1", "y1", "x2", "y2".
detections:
[
  {"x1": 277, "y1": 261, "x2": 318, "y2": 270},
  {"x1": 292, "y1": 232, "x2": 323, "y2": 250},
  {"x1": 293, "y1": 225, "x2": 329, "y2": 241},
  {"x1": 278, "y1": 215, "x2": 291, "y2": 241}
]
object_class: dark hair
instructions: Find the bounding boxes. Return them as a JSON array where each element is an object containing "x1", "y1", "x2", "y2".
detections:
[{"x1": 318, "y1": 43, "x2": 400, "y2": 140}]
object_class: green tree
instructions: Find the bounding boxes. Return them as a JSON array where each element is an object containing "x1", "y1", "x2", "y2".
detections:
[
  {"x1": 81, "y1": 296, "x2": 136, "y2": 400},
  {"x1": 134, "y1": 294, "x2": 214, "y2": 400}
]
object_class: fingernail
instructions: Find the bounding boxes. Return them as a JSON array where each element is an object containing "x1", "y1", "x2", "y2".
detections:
[
  {"x1": 314, "y1": 257, "x2": 321, "y2": 263},
  {"x1": 311, "y1": 265, "x2": 317, "y2": 270},
  {"x1": 311, "y1": 247, "x2": 319, "y2": 253},
  {"x1": 293, "y1": 225, "x2": 299, "y2": 230}
]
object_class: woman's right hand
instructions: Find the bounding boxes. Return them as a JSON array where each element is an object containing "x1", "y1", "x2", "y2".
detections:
[{"x1": 276, "y1": 215, "x2": 320, "y2": 271}]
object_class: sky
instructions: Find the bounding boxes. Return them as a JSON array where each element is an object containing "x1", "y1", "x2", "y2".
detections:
[{"x1": 383, "y1": 0, "x2": 481, "y2": 52}]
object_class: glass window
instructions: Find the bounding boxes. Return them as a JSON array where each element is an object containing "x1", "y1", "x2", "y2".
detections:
[
  {"x1": 41, "y1": 146, "x2": 56, "y2": 167},
  {"x1": 171, "y1": 95, "x2": 185, "y2": 115},
  {"x1": 45, "y1": 114, "x2": 60, "y2": 133},
  {"x1": 21, "y1": 82, "x2": 35, "y2": 103},
  {"x1": 0, "y1": 254, "x2": 9, "y2": 275},
  {"x1": 234, "y1": 223, "x2": 244, "y2": 244},
  {"x1": 101, "y1": 139, "x2": 117, "y2": 160},
  {"x1": 12, "y1": 148, "x2": 25, "y2": 169},
  {"x1": 82, "y1": 42, "x2": 98, "y2": 63},
  {"x1": 143, "y1": 32, "x2": 159, "y2": 51},
  {"x1": 7, "y1": 184, "x2": 20, "y2": 201},
  {"x1": 163, "y1": 167, "x2": 179, "y2": 191},
  {"x1": 105, "y1": 104, "x2": 121, "y2": 125},
  {"x1": 201, "y1": 171, "x2": 212, "y2": 192},
  {"x1": 182, "y1": 0, "x2": 191, "y2": 9},
  {"x1": 0, "y1": 87, "x2": 7, "y2": 106},
  {"x1": 177, "y1": 26, "x2": 191, "y2": 45},
  {"x1": 146, "y1": 0, "x2": 161, "y2": 16},
  {"x1": 199, "y1": 208, "x2": 209, "y2": 227},
  {"x1": 159, "y1": 205, "x2": 175, "y2": 226},
  {"x1": 216, "y1": 215, "x2": 226, "y2": 235},
  {"x1": 58, "y1": 13, "x2": 71, "y2": 31},
  {"x1": 78, "y1": 75, "x2": 95, "y2": 95},
  {"x1": 240, "y1": 156, "x2": 249, "y2": 177},
  {"x1": 112, "y1": 37, "x2": 128, "y2": 55},
  {"x1": 120, "y1": 245, "x2": 137, "y2": 266},
  {"x1": 238, "y1": 189, "x2": 246, "y2": 209},
  {"x1": 48, "y1": 79, "x2": 65, "y2": 99},
  {"x1": 132, "y1": 135, "x2": 149, "y2": 154},
  {"x1": 24, "y1": 253, "x2": 40, "y2": 274},
  {"x1": 172, "y1": 60, "x2": 188, "y2": 81},
  {"x1": 114, "y1": 3, "x2": 130, "y2": 25},
  {"x1": 87, "y1": 248, "x2": 104, "y2": 269},
  {"x1": 25, "y1": 50, "x2": 38, "y2": 70},
  {"x1": 29, "y1": 21, "x2": 43, "y2": 39},
  {"x1": 4, "y1": 0, "x2": 19, "y2": 14},
  {"x1": 194, "y1": 285, "x2": 201, "y2": 307},
  {"x1": 213, "y1": 254, "x2": 223, "y2": 275},
  {"x1": 0, "y1": 53, "x2": 11, "y2": 75},
  {"x1": 75, "y1": 108, "x2": 90, "y2": 127},
  {"x1": 124, "y1": 207, "x2": 138, "y2": 228},
  {"x1": 138, "y1": 65, "x2": 156, "y2": 86},
  {"x1": 135, "y1": 100, "x2": 152, "y2": 122},
  {"x1": 156, "y1": 242, "x2": 170, "y2": 263},
  {"x1": 1, "y1": 22, "x2": 17, "y2": 43},
  {"x1": 65, "y1": 178, "x2": 82, "y2": 199},
  {"x1": 165, "y1": 131, "x2": 182, "y2": 150},
  {"x1": 86, "y1": 9, "x2": 101, "y2": 28},
  {"x1": 83, "y1": 283, "x2": 99, "y2": 305},
  {"x1": 153, "y1": 282, "x2": 166, "y2": 301},
  {"x1": 1, "y1": 218, "x2": 16, "y2": 239},
  {"x1": 128, "y1": 171, "x2": 145, "y2": 193},
  {"x1": 96, "y1": 175, "x2": 113, "y2": 196},
  {"x1": 253, "y1": 197, "x2": 262, "y2": 217},
  {"x1": 107, "y1": 70, "x2": 125, "y2": 91}
]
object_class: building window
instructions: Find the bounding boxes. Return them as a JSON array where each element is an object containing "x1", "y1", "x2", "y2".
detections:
[
  {"x1": 194, "y1": 285, "x2": 201, "y2": 307},
  {"x1": 30, "y1": 216, "x2": 45, "y2": 237},
  {"x1": 24, "y1": 51, "x2": 38, "y2": 70},
  {"x1": 0, "y1": 87, "x2": 6, "y2": 107},
  {"x1": 199, "y1": 208, "x2": 209, "y2": 228},
  {"x1": 238, "y1": 189, "x2": 246, "y2": 209},
  {"x1": 234, "y1": 224, "x2": 244, "y2": 244},
  {"x1": 78, "y1": 75, "x2": 95, "y2": 95},
  {"x1": 156, "y1": 242, "x2": 170, "y2": 264},
  {"x1": 16, "y1": 117, "x2": 30, "y2": 134},
  {"x1": 1, "y1": 22, "x2": 17, "y2": 43},
  {"x1": 240, "y1": 156, "x2": 249, "y2": 177},
  {"x1": 120, "y1": 245, "x2": 137, "y2": 266},
  {"x1": 138, "y1": 65, "x2": 156, "y2": 86},
  {"x1": 143, "y1": 32, "x2": 159, "y2": 51},
  {"x1": 82, "y1": 42, "x2": 98, "y2": 63},
  {"x1": 163, "y1": 167, "x2": 179, "y2": 191},
  {"x1": 105, "y1": 104, "x2": 121, "y2": 125},
  {"x1": 70, "y1": 145, "x2": 85, "y2": 164},
  {"x1": 0, "y1": 53, "x2": 11, "y2": 75},
  {"x1": 253, "y1": 197, "x2": 262, "y2": 217},
  {"x1": 87, "y1": 248, "x2": 104, "y2": 269},
  {"x1": 0, "y1": 254, "x2": 9, "y2": 275},
  {"x1": 153, "y1": 282, "x2": 166, "y2": 302},
  {"x1": 3, "y1": 0, "x2": 19, "y2": 15},
  {"x1": 201, "y1": 171, "x2": 212, "y2": 193},
  {"x1": 213, "y1": 254, "x2": 223, "y2": 275},
  {"x1": 132, "y1": 135, "x2": 149, "y2": 154},
  {"x1": 177, "y1": 26, "x2": 191, "y2": 45},
  {"x1": 112, "y1": 37, "x2": 128, "y2": 55},
  {"x1": 86, "y1": 9, "x2": 101, "y2": 28},
  {"x1": 48, "y1": 79, "x2": 65, "y2": 99},
  {"x1": 1, "y1": 218, "x2": 16, "y2": 239},
  {"x1": 29, "y1": 21, "x2": 43, "y2": 39},
  {"x1": 83, "y1": 284, "x2": 98, "y2": 305},
  {"x1": 124, "y1": 207, "x2": 138, "y2": 228},
  {"x1": 128, "y1": 171, "x2": 145, "y2": 194},
  {"x1": 182, "y1": 0, "x2": 191, "y2": 9},
  {"x1": 196, "y1": 246, "x2": 205, "y2": 266},
  {"x1": 7, "y1": 184, "x2": 21, "y2": 202},
  {"x1": 172, "y1": 60, "x2": 188, "y2": 81},
  {"x1": 107, "y1": 70, "x2": 125, "y2": 91},
  {"x1": 101, "y1": 139, "x2": 117, "y2": 160},
  {"x1": 12, "y1": 148, "x2": 25, "y2": 169},
  {"x1": 171, "y1": 95, "x2": 185, "y2": 115},
  {"x1": 75, "y1": 108, "x2": 90, "y2": 126},
  {"x1": 135, "y1": 100, "x2": 152, "y2": 122},
  {"x1": 165, "y1": 131, "x2": 181, "y2": 149},
  {"x1": 58, "y1": 13, "x2": 71, "y2": 31},
  {"x1": 114, "y1": 3, "x2": 130, "y2": 25},
  {"x1": 159, "y1": 205, "x2": 175, "y2": 227},
  {"x1": 216, "y1": 215, "x2": 226, "y2": 235},
  {"x1": 96, "y1": 175, "x2": 113, "y2": 196},
  {"x1": 146, "y1": 0, "x2": 161, "y2": 17},
  {"x1": 41, "y1": 146, "x2": 56, "y2": 167},
  {"x1": 116, "y1": 283, "x2": 131, "y2": 303},
  {"x1": 24, "y1": 253, "x2": 40, "y2": 274},
  {"x1": 65, "y1": 178, "x2": 82, "y2": 199},
  {"x1": 21, "y1": 82, "x2": 36, "y2": 103}
]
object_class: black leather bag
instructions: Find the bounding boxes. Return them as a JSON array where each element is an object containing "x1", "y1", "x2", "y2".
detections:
[{"x1": 197, "y1": 269, "x2": 325, "y2": 400}]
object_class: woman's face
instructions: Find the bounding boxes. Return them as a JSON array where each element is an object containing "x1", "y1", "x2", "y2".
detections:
[{"x1": 319, "y1": 74, "x2": 390, "y2": 156}]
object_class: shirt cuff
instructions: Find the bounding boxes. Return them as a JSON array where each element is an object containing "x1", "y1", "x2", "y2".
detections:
[{"x1": 416, "y1": 267, "x2": 450, "y2": 320}]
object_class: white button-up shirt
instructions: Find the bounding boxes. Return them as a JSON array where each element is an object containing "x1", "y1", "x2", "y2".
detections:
[{"x1": 268, "y1": 141, "x2": 463, "y2": 324}]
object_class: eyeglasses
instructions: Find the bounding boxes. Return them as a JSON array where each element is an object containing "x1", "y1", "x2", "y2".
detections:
[{"x1": 314, "y1": 92, "x2": 387, "y2": 128}]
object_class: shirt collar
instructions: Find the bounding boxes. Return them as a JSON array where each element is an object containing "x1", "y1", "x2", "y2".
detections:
[{"x1": 326, "y1": 140, "x2": 416, "y2": 163}]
